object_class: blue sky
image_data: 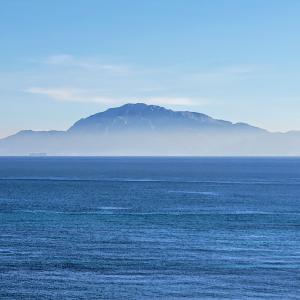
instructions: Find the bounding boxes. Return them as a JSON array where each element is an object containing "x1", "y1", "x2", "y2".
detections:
[{"x1": 1, "y1": 0, "x2": 300, "y2": 137}]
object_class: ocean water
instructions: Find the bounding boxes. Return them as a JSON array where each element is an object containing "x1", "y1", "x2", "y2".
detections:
[{"x1": 0, "y1": 157, "x2": 299, "y2": 299}]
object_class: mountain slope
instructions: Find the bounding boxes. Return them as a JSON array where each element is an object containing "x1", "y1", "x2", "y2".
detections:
[{"x1": 68, "y1": 103, "x2": 265, "y2": 134}]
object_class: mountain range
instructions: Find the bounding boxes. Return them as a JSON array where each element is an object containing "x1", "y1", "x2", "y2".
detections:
[{"x1": 0, "y1": 103, "x2": 299, "y2": 155}]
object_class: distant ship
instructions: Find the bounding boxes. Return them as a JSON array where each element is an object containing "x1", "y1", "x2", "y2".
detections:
[{"x1": 29, "y1": 153, "x2": 47, "y2": 157}]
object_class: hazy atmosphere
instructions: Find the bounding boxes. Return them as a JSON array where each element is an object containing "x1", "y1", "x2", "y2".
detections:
[{"x1": 1, "y1": 0, "x2": 300, "y2": 139}]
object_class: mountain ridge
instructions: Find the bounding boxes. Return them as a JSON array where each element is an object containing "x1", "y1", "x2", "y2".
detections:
[{"x1": 67, "y1": 103, "x2": 265, "y2": 134}]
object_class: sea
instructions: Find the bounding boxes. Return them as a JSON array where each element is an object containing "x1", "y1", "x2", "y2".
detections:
[{"x1": 0, "y1": 157, "x2": 299, "y2": 299}]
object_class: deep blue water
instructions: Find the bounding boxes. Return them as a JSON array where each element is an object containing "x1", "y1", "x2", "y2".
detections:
[{"x1": 0, "y1": 157, "x2": 299, "y2": 299}]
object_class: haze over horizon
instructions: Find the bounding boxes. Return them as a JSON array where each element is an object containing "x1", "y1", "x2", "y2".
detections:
[
  {"x1": 2, "y1": 102, "x2": 300, "y2": 156},
  {"x1": 0, "y1": 101, "x2": 290, "y2": 137},
  {"x1": 1, "y1": 0, "x2": 300, "y2": 138}
]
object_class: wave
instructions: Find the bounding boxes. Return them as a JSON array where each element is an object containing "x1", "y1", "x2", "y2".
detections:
[
  {"x1": 96, "y1": 206, "x2": 130, "y2": 210},
  {"x1": 10, "y1": 209, "x2": 300, "y2": 216},
  {"x1": 0, "y1": 177, "x2": 298, "y2": 185},
  {"x1": 168, "y1": 191, "x2": 218, "y2": 196},
  {"x1": 16, "y1": 208, "x2": 130, "y2": 215}
]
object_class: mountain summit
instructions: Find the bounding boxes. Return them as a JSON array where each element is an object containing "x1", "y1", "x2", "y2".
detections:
[{"x1": 68, "y1": 103, "x2": 264, "y2": 134}]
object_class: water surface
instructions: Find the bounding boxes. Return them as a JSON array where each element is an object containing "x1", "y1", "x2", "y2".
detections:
[{"x1": 0, "y1": 157, "x2": 299, "y2": 299}]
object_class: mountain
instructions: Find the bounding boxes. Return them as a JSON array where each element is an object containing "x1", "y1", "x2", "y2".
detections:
[
  {"x1": 68, "y1": 103, "x2": 264, "y2": 134},
  {"x1": 1, "y1": 103, "x2": 300, "y2": 156}
]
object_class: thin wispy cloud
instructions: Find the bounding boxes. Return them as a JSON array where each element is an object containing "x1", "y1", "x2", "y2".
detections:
[
  {"x1": 26, "y1": 87, "x2": 202, "y2": 106},
  {"x1": 23, "y1": 54, "x2": 224, "y2": 107},
  {"x1": 44, "y1": 54, "x2": 131, "y2": 75},
  {"x1": 23, "y1": 54, "x2": 262, "y2": 108},
  {"x1": 43, "y1": 54, "x2": 259, "y2": 84},
  {"x1": 184, "y1": 65, "x2": 261, "y2": 84}
]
